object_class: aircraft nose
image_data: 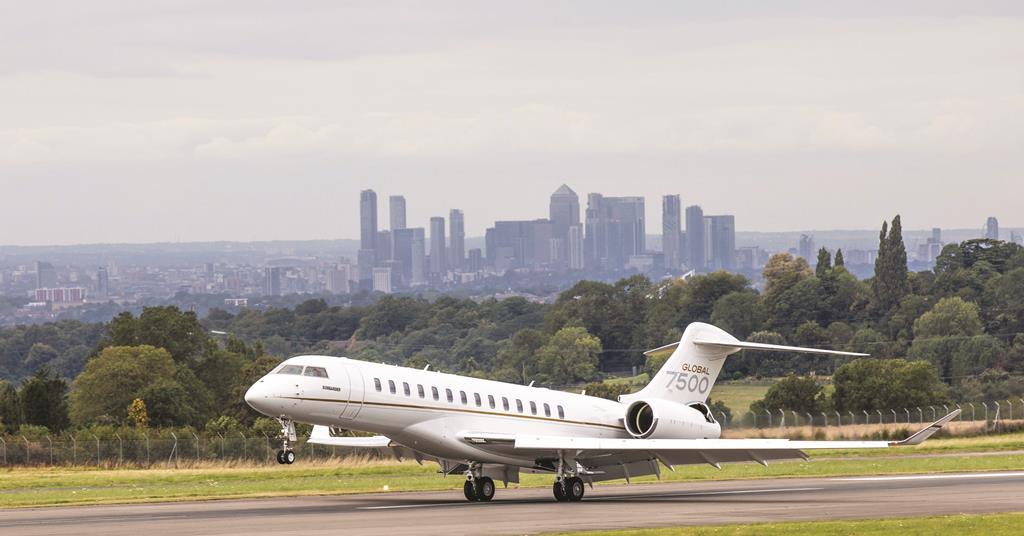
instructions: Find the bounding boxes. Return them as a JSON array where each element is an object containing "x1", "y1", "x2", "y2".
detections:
[{"x1": 244, "y1": 381, "x2": 272, "y2": 415}]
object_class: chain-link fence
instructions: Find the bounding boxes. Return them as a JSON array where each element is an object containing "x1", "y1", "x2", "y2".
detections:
[
  {"x1": 0, "y1": 433, "x2": 380, "y2": 468},
  {"x1": 717, "y1": 398, "x2": 1024, "y2": 429}
]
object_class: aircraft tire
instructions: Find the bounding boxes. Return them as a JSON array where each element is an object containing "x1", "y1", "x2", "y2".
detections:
[
  {"x1": 464, "y1": 480, "x2": 478, "y2": 501},
  {"x1": 276, "y1": 450, "x2": 286, "y2": 464},
  {"x1": 567, "y1": 477, "x2": 585, "y2": 501},
  {"x1": 284, "y1": 450, "x2": 296, "y2": 464},
  {"x1": 475, "y1": 477, "x2": 495, "y2": 502},
  {"x1": 552, "y1": 480, "x2": 568, "y2": 502}
]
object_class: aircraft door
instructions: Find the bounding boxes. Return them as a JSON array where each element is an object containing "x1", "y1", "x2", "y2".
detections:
[{"x1": 340, "y1": 365, "x2": 365, "y2": 420}]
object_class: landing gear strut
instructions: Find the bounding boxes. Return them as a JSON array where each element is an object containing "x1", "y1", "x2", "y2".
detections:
[
  {"x1": 463, "y1": 463, "x2": 495, "y2": 502},
  {"x1": 275, "y1": 418, "x2": 297, "y2": 465},
  {"x1": 552, "y1": 451, "x2": 585, "y2": 502}
]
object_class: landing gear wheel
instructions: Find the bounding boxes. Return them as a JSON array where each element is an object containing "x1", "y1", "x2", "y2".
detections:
[
  {"x1": 464, "y1": 480, "x2": 477, "y2": 502},
  {"x1": 566, "y1": 477, "x2": 585, "y2": 501},
  {"x1": 276, "y1": 450, "x2": 286, "y2": 464},
  {"x1": 475, "y1": 477, "x2": 495, "y2": 502},
  {"x1": 552, "y1": 480, "x2": 568, "y2": 502},
  {"x1": 283, "y1": 450, "x2": 296, "y2": 464}
]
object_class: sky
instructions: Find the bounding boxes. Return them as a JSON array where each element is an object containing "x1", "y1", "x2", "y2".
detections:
[{"x1": 1, "y1": 1, "x2": 1022, "y2": 246}]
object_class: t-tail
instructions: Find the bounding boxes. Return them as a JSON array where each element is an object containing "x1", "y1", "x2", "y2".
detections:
[{"x1": 623, "y1": 322, "x2": 868, "y2": 405}]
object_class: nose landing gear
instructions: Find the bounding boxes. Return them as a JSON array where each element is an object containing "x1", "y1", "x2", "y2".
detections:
[
  {"x1": 275, "y1": 418, "x2": 297, "y2": 465},
  {"x1": 463, "y1": 463, "x2": 495, "y2": 502}
]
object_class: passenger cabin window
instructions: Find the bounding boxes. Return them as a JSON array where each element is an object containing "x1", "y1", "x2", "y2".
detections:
[
  {"x1": 474, "y1": 393, "x2": 482, "y2": 407},
  {"x1": 388, "y1": 380, "x2": 396, "y2": 394},
  {"x1": 557, "y1": 405, "x2": 565, "y2": 419},
  {"x1": 502, "y1": 397, "x2": 510, "y2": 411},
  {"x1": 488, "y1": 395, "x2": 495, "y2": 409},
  {"x1": 543, "y1": 403, "x2": 551, "y2": 417},
  {"x1": 516, "y1": 399, "x2": 523, "y2": 413},
  {"x1": 277, "y1": 365, "x2": 303, "y2": 375},
  {"x1": 432, "y1": 386, "x2": 439, "y2": 401},
  {"x1": 303, "y1": 366, "x2": 329, "y2": 378},
  {"x1": 374, "y1": 378, "x2": 382, "y2": 392},
  {"x1": 460, "y1": 391, "x2": 468, "y2": 405},
  {"x1": 403, "y1": 382, "x2": 411, "y2": 396},
  {"x1": 530, "y1": 401, "x2": 537, "y2": 415},
  {"x1": 446, "y1": 389, "x2": 454, "y2": 403},
  {"x1": 417, "y1": 384, "x2": 425, "y2": 398}
]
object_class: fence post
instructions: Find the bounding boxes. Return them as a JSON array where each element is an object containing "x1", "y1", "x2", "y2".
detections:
[
  {"x1": 968, "y1": 403, "x2": 975, "y2": 421},
  {"x1": 239, "y1": 431, "x2": 247, "y2": 461},
  {"x1": 146, "y1": 433, "x2": 150, "y2": 467},
  {"x1": 170, "y1": 432, "x2": 179, "y2": 466},
  {"x1": 192, "y1": 432, "x2": 200, "y2": 462},
  {"x1": 71, "y1": 435, "x2": 77, "y2": 466},
  {"x1": 821, "y1": 412, "x2": 828, "y2": 426},
  {"x1": 779, "y1": 409, "x2": 785, "y2": 427},
  {"x1": 891, "y1": 409, "x2": 897, "y2": 424},
  {"x1": 877, "y1": 409, "x2": 883, "y2": 424},
  {"x1": 863, "y1": 410, "x2": 869, "y2": 424},
  {"x1": 47, "y1": 435, "x2": 53, "y2": 465},
  {"x1": 264, "y1": 434, "x2": 270, "y2": 462},
  {"x1": 91, "y1": 433, "x2": 100, "y2": 466},
  {"x1": 929, "y1": 406, "x2": 936, "y2": 421},
  {"x1": 115, "y1": 434, "x2": 123, "y2": 466},
  {"x1": 0, "y1": 436, "x2": 6, "y2": 465},
  {"x1": 1007, "y1": 400, "x2": 1013, "y2": 421},
  {"x1": 834, "y1": 411, "x2": 841, "y2": 426},
  {"x1": 982, "y1": 402, "x2": 988, "y2": 422},
  {"x1": 955, "y1": 404, "x2": 961, "y2": 422},
  {"x1": 791, "y1": 410, "x2": 799, "y2": 427},
  {"x1": 764, "y1": 409, "x2": 771, "y2": 427},
  {"x1": 217, "y1": 433, "x2": 225, "y2": 459},
  {"x1": 22, "y1": 436, "x2": 30, "y2": 465},
  {"x1": 904, "y1": 408, "x2": 910, "y2": 423},
  {"x1": 805, "y1": 412, "x2": 813, "y2": 426}
]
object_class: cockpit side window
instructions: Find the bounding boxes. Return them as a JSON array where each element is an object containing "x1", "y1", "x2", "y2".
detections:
[
  {"x1": 277, "y1": 365, "x2": 304, "y2": 375},
  {"x1": 302, "y1": 366, "x2": 329, "y2": 378}
]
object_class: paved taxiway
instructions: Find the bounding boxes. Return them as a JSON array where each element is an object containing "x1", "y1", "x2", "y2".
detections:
[{"x1": 3, "y1": 471, "x2": 1024, "y2": 535}]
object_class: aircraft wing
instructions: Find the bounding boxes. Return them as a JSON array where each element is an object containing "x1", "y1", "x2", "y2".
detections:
[
  {"x1": 470, "y1": 410, "x2": 959, "y2": 482},
  {"x1": 307, "y1": 425, "x2": 392, "y2": 447}
]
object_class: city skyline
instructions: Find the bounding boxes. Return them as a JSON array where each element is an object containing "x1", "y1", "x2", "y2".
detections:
[{"x1": 3, "y1": 3, "x2": 1023, "y2": 246}]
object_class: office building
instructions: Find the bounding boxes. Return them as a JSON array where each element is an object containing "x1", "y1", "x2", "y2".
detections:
[
  {"x1": 325, "y1": 265, "x2": 352, "y2": 294},
  {"x1": 986, "y1": 217, "x2": 999, "y2": 240},
  {"x1": 389, "y1": 195, "x2": 406, "y2": 230},
  {"x1": 486, "y1": 219, "x2": 554, "y2": 270},
  {"x1": 798, "y1": 234, "x2": 815, "y2": 262},
  {"x1": 360, "y1": 190, "x2": 378, "y2": 251},
  {"x1": 584, "y1": 194, "x2": 645, "y2": 270},
  {"x1": 375, "y1": 230, "x2": 393, "y2": 262},
  {"x1": 36, "y1": 261, "x2": 57, "y2": 289},
  {"x1": 449, "y1": 209, "x2": 465, "y2": 271},
  {"x1": 393, "y1": 227, "x2": 427, "y2": 286},
  {"x1": 467, "y1": 248, "x2": 484, "y2": 272},
  {"x1": 550, "y1": 185, "x2": 580, "y2": 264},
  {"x1": 372, "y1": 267, "x2": 393, "y2": 294},
  {"x1": 685, "y1": 206, "x2": 705, "y2": 271},
  {"x1": 429, "y1": 216, "x2": 447, "y2": 276},
  {"x1": 567, "y1": 224, "x2": 584, "y2": 270},
  {"x1": 706, "y1": 215, "x2": 736, "y2": 271},
  {"x1": 263, "y1": 267, "x2": 281, "y2": 296},
  {"x1": 662, "y1": 195, "x2": 682, "y2": 269},
  {"x1": 96, "y1": 266, "x2": 109, "y2": 299}
]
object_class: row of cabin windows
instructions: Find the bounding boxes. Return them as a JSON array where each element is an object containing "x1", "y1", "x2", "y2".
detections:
[{"x1": 372, "y1": 377, "x2": 565, "y2": 420}]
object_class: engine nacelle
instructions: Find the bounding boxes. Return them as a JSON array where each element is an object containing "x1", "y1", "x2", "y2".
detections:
[{"x1": 623, "y1": 399, "x2": 720, "y2": 439}]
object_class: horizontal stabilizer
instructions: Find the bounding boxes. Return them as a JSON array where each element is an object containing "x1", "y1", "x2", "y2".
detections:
[
  {"x1": 693, "y1": 339, "x2": 869, "y2": 357},
  {"x1": 307, "y1": 425, "x2": 391, "y2": 447}
]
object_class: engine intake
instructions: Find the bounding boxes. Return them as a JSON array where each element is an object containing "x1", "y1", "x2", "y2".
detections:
[{"x1": 623, "y1": 399, "x2": 720, "y2": 439}]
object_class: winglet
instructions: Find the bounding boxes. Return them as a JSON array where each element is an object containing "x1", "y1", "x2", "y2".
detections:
[{"x1": 890, "y1": 409, "x2": 960, "y2": 446}]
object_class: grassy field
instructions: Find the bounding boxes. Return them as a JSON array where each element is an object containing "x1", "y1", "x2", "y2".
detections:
[
  {"x1": 2, "y1": 439, "x2": 1023, "y2": 508},
  {"x1": 709, "y1": 381, "x2": 771, "y2": 415},
  {"x1": 549, "y1": 513, "x2": 1024, "y2": 536}
]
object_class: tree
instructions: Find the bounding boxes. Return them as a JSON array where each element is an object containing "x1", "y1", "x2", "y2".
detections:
[
  {"x1": 834, "y1": 249, "x2": 845, "y2": 268},
  {"x1": 582, "y1": 382, "x2": 633, "y2": 401},
  {"x1": 815, "y1": 248, "x2": 832, "y2": 277},
  {"x1": 762, "y1": 254, "x2": 812, "y2": 294},
  {"x1": 913, "y1": 297, "x2": 983, "y2": 339},
  {"x1": 69, "y1": 345, "x2": 177, "y2": 424},
  {"x1": 105, "y1": 307, "x2": 215, "y2": 362},
  {"x1": 127, "y1": 398, "x2": 149, "y2": 428},
  {"x1": 710, "y1": 292, "x2": 764, "y2": 340},
  {"x1": 750, "y1": 374, "x2": 823, "y2": 414},
  {"x1": 18, "y1": 366, "x2": 69, "y2": 432},
  {"x1": 0, "y1": 379, "x2": 20, "y2": 432},
  {"x1": 832, "y1": 358, "x2": 946, "y2": 412},
  {"x1": 873, "y1": 215, "x2": 910, "y2": 313},
  {"x1": 533, "y1": 327, "x2": 602, "y2": 385}
]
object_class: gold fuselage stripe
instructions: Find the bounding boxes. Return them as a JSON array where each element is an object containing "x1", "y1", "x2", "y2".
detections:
[{"x1": 284, "y1": 396, "x2": 627, "y2": 432}]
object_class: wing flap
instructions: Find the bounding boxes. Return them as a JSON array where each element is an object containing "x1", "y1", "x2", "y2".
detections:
[{"x1": 307, "y1": 425, "x2": 391, "y2": 447}]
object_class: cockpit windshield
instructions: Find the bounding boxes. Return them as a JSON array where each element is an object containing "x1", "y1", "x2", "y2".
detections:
[{"x1": 277, "y1": 365, "x2": 304, "y2": 375}]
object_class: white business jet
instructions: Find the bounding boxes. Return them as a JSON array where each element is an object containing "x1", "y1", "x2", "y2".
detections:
[{"x1": 244, "y1": 322, "x2": 958, "y2": 502}]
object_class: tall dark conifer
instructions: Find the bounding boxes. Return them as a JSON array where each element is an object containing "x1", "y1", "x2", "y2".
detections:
[
  {"x1": 873, "y1": 215, "x2": 909, "y2": 313},
  {"x1": 815, "y1": 247, "x2": 832, "y2": 277},
  {"x1": 834, "y1": 248, "x2": 845, "y2": 268}
]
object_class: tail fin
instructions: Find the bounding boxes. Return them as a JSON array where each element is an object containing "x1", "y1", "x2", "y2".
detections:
[{"x1": 623, "y1": 322, "x2": 868, "y2": 404}]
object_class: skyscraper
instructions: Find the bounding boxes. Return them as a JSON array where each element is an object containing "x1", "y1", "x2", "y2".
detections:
[
  {"x1": 706, "y1": 215, "x2": 736, "y2": 271},
  {"x1": 485, "y1": 220, "x2": 555, "y2": 270},
  {"x1": 550, "y1": 185, "x2": 580, "y2": 265},
  {"x1": 360, "y1": 190, "x2": 378, "y2": 250},
  {"x1": 986, "y1": 217, "x2": 999, "y2": 240},
  {"x1": 798, "y1": 234, "x2": 815, "y2": 262},
  {"x1": 662, "y1": 195, "x2": 682, "y2": 270},
  {"x1": 449, "y1": 209, "x2": 465, "y2": 271},
  {"x1": 389, "y1": 195, "x2": 406, "y2": 230},
  {"x1": 429, "y1": 216, "x2": 447, "y2": 276},
  {"x1": 96, "y1": 266, "x2": 109, "y2": 299},
  {"x1": 263, "y1": 267, "x2": 281, "y2": 296},
  {"x1": 567, "y1": 224, "x2": 584, "y2": 270},
  {"x1": 584, "y1": 194, "x2": 645, "y2": 270},
  {"x1": 685, "y1": 205, "x2": 705, "y2": 271},
  {"x1": 35, "y1": 261, "x2": 57, "y2": 289}
]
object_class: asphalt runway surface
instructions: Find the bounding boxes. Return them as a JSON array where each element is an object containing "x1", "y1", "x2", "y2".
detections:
[{"x1": 4, "y1": 471, "x2": 1024, "y2": 535}]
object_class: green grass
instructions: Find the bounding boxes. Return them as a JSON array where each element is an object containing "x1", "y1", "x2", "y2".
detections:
[
  {"x1": 549, "y1": 513, "x2": 1024, "y2": 536},
  {"x1": 2, "y1": 450, "x2": 1023, "y2": 509},
  {"x1": 709, "y1": 381, "x2": 772, "y2": 415}
]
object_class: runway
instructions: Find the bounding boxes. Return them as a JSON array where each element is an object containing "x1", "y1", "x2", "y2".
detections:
[{"x1": 4, "y1": 471, "x2": 1024, "y2": 535}]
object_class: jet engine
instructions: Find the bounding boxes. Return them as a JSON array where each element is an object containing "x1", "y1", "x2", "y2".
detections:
[{"x1": 623, "y1": 399, "x2": 717, "y2": 439}]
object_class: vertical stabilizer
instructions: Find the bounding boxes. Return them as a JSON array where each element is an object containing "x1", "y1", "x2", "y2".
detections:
[{"x1": 624, "y1": 323, "x2": 739, "y2": 405}]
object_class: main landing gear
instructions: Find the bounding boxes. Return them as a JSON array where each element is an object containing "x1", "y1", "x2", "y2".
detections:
[
  {"x1": 553, "y1": 477, "x2": 585, "y2": 502},
  {"x1": 463, "y1": 463, "x2": 495, "y2": 502},
  {"x1": 275, "y1": 418, "x2": 297, "y2": 465}
]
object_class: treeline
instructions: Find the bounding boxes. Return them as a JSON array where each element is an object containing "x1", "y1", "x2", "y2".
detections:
[{"x1": 1, "y1": 215, "x2": 1023, "y2": 436}]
